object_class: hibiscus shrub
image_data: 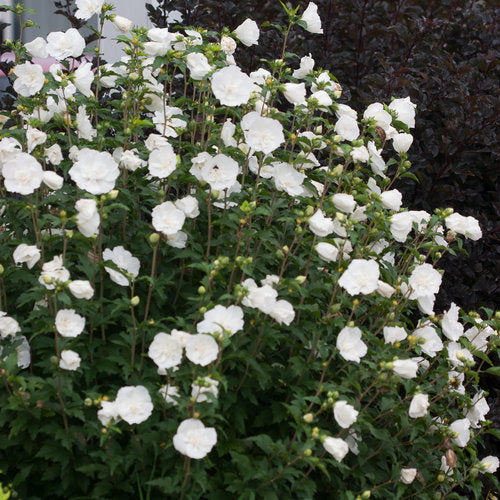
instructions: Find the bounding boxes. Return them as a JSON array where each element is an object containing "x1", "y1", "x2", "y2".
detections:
[{"x1": 0, "y1": 2, "x2": 499, "y2": 499}]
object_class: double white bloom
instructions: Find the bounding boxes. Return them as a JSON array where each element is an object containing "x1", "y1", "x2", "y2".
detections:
[
  {"x1": 339, "y1": 259, "x2": 380, "y2": 296},
  {"x1": 234, "y1": 19, "x2": 260, "y2": 46},
  {"x1": 103, "y1": 246, "x2": 140, "y2": 287},
  {"x1": 173, "y1": 418, "x2": 217, "y2": 459},
  {"x1": 300, "y1": 2, "x2": 323, "y2": 34},
  {"x1": 197, "y1": 305, "x2": 244, "y2": 337},
  {"x1": 3, "y1": 153, "x2": 43, "y2": 195},
  {"x1": 333, "y1": 400, "x2": 359, "y2": 428},
  {"x1": 55, "y1": 309, "x2": 85, "y2": 338},
  {"x1": 336, "y1": 326, "x2": 367, "y2": 363},
  {"x1": 75, "y1": 199, "x2": 100, "y2": 237},
  {"x1": 13, "y1": 62, "x2": 44, "y2": 97},
  {"x1": 211, "y1": 66, "x2": 254, "y2": 107},
  {"x1": 13, "y1": 244, "x2": 41, "y2": 269},
  {"x1": 408, "y1": 393, "x2": 430, "y2": 418},
  {"x1": 241, "y1": 112, "x2": 285, "y2": 154},
  {"x1": 69, "y1": 149, "x2": 119, "y2": 195}
]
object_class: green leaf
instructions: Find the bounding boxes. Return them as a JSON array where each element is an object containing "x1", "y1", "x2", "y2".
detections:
[{"x1": 484, "y1": 366, "x2": 500, "y2": 376}]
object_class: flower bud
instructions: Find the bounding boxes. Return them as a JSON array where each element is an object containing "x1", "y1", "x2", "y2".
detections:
[
  {"x1": 361, "y1": 491, "x2": 371, "y2": 499},
  {"x1": 465, "y1": 358, "x2": 475, "y2": 368},
  {"x1": 303, "y1": 413, "x2": 314, "y2": 423},
  {"x1": 42, "y1": 274, "x2": 53, "y2": 284},
  {"x1": 130, "y1": 296, "x2": 140, "y2": 307},
  {"x1": 303, "y1": 448, "x2": 312, "y2": 457},
  {"x1": 149, "y1": 232, "x2": 160, "y2": 244},
  {"x1": 330, "y1": 303, "x2": 341, "y2": 313},
  {"x1": 84, "y1": 397, "x2": 93, "y2": 407},
  {"x1": 107, "y1": 189, "x2": 119, "y2": 200},
  {"x1": 332, "y1": 164, "x2": 344, "y2": 176},
  {"x1": 295, "y1": 275, "x2": 306, "y2": 285},
  {"x1": 0, "y1": 264, "x2": 4, "y2": 275}
]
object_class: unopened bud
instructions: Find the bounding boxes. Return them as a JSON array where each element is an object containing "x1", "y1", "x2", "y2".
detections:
[
  {"x1": 149, "y1": 232, "x2": 160, "y2": 244},
  {"x1": 332, "y1": 164, "x2": 344, "y2": 176},
  {"x1": 330, "y1": 303, "x2": 341, "y2": 313},
  {"x1": 107, "y1": 189, "x2": 119, "y2": 200},
  {"x1": 303, "y1": 413, "x2": 314, "y2": 423},
  {"x1": 84, "y1": 397, "x2": 93, "y2": 407},
  {"x1": 130, "y1": 296, "x2": 140, "y2": 307}
]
